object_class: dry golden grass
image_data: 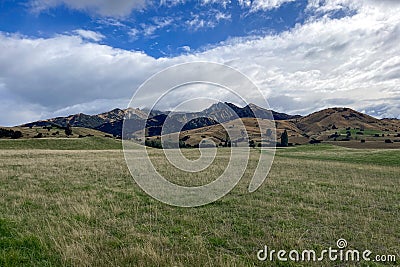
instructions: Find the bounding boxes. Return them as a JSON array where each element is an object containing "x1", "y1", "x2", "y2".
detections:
[{"x1": 0, "y1": 145, "x2": 399, "y2": 266}]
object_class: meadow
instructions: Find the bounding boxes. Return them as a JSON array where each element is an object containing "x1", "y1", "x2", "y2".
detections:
[{"x1": 0, "y1": 138, "x2": 399, "y2": 266}]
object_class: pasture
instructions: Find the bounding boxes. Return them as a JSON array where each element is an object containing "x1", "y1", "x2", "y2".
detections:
[{"x1": 0, "y1": 139, "x2": 399, "y2": 266}]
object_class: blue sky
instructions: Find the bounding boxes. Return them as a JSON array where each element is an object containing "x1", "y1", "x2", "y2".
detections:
[
  {"x1": 0, "y1": 0, "x2": 399, "y2": 125},
  {"x1": 0, "y1": 0, "x2": 313, "y2": 57}
]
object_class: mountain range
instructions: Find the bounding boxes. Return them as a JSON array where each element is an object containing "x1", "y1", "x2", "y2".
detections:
[
  {"x1": 13, "y1": 103, "x2": 400, "y2": 147},
  {"x1": 20, "y1": 102, "x2": 300, "y2": 137}
]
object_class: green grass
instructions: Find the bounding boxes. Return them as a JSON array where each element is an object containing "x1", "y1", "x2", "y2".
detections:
[
  {"x1": 0, "y1": 141, "x2": 399, "y2": 266},
  {"x1": 277, "y1": 144, "x2": 400, "y2": 166},
  {"x1": 338, "y1": 129, "x2": 383, "y2": 136},
  {"x1": 0, "y1": 137, "x2": 122, "y2": 150},
  {"x1": 0, "y1": 219, "x2": 61, "y2": 266}
]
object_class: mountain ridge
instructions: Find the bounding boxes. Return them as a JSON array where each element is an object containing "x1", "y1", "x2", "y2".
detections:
[
  {"x1": 16, "y1": 103, "x2": 400, "y2": 143},
  {"x1": 20, "y1": 102, "x2": 300, "y2": 137}
]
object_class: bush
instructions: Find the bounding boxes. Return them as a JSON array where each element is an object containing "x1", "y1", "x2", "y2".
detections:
[
  {"x1": 329, "y1": 132, "x2": 340, "y2": 139},
  {"x1": 145, "y1": 139, "x2": 188, "y2": 149},
  {"x1": 34, "y1": 133, "x2": 43, "y2": 138}
]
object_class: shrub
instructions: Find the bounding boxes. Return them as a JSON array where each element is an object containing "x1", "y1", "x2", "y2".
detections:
[{"x1": 34, "y1": 133, "x2": 43, "y2": 138}]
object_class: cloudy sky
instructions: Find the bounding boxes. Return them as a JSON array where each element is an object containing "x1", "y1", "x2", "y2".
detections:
[{"x1": 0, "y1": 0, "x2": 399, "y2": 126}]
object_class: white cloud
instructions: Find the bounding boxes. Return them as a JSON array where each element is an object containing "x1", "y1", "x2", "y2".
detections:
[
  {"x1": 250, "y1": 0, "x2": 296, "y2": 11},
  {"x1": 30, "y1": 0, "x2": 146, "y2": 17},
  {"x1": 142, "y1": 17, "x2": 174, "y2": 37},
  {"x1": 186, "y1": 10, "x2": 231, "y2": 31},
  {"x1": 215, "y1": 11, "x2": 231, "y2": 21},
  {"x1": 73, "y1": 29, "x2": 105, "y2": 42},
  {"x1": 236, "y1": 0, "x2": 296, "y2": 11},
  {"x1": 1, "y1": 0, "x2": 400, "y2": 125},
  {"x1": 129, "y1": 18, "x2": 175, "y2": 40},
  {"x1": 191, "y1": 1, "x2": 400, "y2": 116},
  {"x1": 0, "y1": 33, "x2": 169, "y2": 125},
  {"x1": 180, "y1": 45, "x2": 191, "y2": 52},
  {"x1": 186, "y1": 15, "x2": 213, "y2": 31},
  {"x1": 128, "y1": 28, "x2": 140, "y2": 41},
  {"x1": 202, "y1": 0, "x2": 231, "y2": 9}
]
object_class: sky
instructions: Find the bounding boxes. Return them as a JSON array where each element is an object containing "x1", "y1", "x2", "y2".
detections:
[{"x1": 0, "y1": 0, "x2": 399, "y2": 126}]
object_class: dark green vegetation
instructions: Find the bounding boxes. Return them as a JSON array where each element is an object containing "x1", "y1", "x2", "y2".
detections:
[
  {"x1": 0, "y1": 140, "x2": 398, "y2": 266},
  {"x1": 280, "y1": 129, "x2": 289, "y2": 147},
  {"x1": 0, "y1": 129, "x2": 22, "y2": 139}
]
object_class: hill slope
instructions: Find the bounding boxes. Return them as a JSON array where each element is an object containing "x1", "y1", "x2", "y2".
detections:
[{"x1": 295, "y1": 107, "x2": 398, "y2": 134}]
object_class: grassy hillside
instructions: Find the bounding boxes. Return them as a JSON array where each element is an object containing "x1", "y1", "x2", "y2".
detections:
[
  {"x1": 0, "y1": 136, "x2": 122, "y2": 150},
  {"x1": 7, "y1": 126, "x2": 110, "y2": 138},
  {"x1": 0, "y1": 145, "x2": 398, "y2": 266}
]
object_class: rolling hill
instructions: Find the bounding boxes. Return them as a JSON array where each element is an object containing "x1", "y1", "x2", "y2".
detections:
[{"x1": 2, "y1": 103, "x2": 399, "y2": 148}]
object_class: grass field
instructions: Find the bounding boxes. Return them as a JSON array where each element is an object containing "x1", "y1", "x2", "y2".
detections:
[
  {"x1": 0, "y1": 139, "x2": 399, "y2": 266},
  {"x1": 0, "y1": 137, "x2": 122, "y2": 150}
]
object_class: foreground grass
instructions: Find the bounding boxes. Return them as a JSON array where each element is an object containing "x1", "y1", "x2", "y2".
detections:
[{"x1": 0, "y1": 144, "x2": 399, "y2": 266}]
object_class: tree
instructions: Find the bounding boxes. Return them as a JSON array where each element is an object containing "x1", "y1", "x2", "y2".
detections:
[
  {"x1": 11, "y1": 130, "x2": 22, "y2": 139},
  {"x1": 280, "y1": 130, "x2": 289, "y2": 147},
  {"x1": 65, "y1": 123, "x2": 73, "y2": 136},
  {"x1": 224, "y1": 133, "x2": 231, "y2": 147},
  {"x1": 248, "y1": 139, "x2": 255, "y2": 148}
]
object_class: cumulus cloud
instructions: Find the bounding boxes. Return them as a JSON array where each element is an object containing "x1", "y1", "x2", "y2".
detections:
[
  {"x1": 194, "y1": 0, "x2": 400, "y2": 116},
  {"x1": 29, "y1": 0, "x2": 146, "y2": 17},
  {"x1": 1, "y1": 0, "x2": 400, "y2": 125},
  {"x1": 0, "y1": 33, "x2": 170, "y2": 125}
]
